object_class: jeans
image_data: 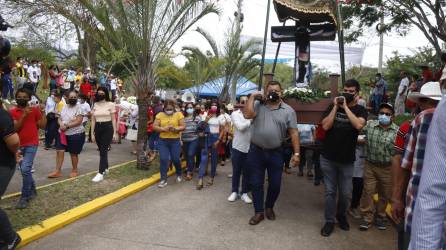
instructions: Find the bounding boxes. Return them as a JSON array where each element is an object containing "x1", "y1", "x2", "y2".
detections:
[
  {"x1": 183, "y1": 139, "x2": 198, "y2": 174},
  {"x1": 198, "y1": 134, "x2": 219, "y2": 179},
  {"x1": 19, "y1": 145, "x2": 38, "y2": 200},
  {"x1": 45, "y1": 116, "x2": 58, "y2": 147},
  {"x1": 94, "y1": 121, "x2": 113, "y2": 174},
  {"x1": 372, "y1": 94, "x2": 383, "y2": 114},
  {"x1": 320, "y1": 155, "x2": 354, "y2": 223},
  {"x1": 0, "y1": 166, "x2": 16, "y2": 244},
  {"x1": 148, "y1": 132, "x2": 160, "y2": 152},
  {"x1": 231, "y1": 148, "x2": 249, "y2": 194},
  {"x1": 158, "y1": 138, "x2": 182, "y2": 181},
  {"x1": 313, "y1": 150, "x2": 323, "y2": 182},
  {"x1": 247, "y1": 144, "x2": 284, "y2": 213},
  {"x1": 1, "y1": 74, "x2": 13, "y2": 100}
]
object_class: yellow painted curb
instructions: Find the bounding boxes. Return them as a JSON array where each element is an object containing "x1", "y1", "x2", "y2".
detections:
[
  {"x1": 2, "y1": 160, "x2": 136, "y2": 200},
  {"x1": 16, "y1": 163, "x2": 185, "y2": 249}
]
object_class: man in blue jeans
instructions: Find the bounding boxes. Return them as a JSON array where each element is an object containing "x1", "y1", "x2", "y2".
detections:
[
  {"x1": 320, "y1": 79, "x2": 368, "y2": 236},
  {"x1": 244, "y1": 81, "x2": 300, "y2": 225},
  {"x1": 0, "y1": 107, "x2": 22, "y2": 249}
]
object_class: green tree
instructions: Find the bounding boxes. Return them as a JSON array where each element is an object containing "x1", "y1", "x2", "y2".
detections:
[{"x1": 341, "y1": 1, "x2": 446, "y2": 57}]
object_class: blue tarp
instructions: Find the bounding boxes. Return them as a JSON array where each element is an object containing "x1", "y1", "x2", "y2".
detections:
[{"x1": 183, "y1": 77, "x2": 258, "y2": 98}]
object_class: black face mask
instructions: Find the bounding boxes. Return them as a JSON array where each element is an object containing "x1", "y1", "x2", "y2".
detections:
[
  {"x1": 342, "y1": 92, "x2": 355, "y2": 103},
  {"x1": 267, "y1": 91, "x2": 280, "y2": 103},
  {"x1": 96, "y1": 95, "x2": 105, "y2": 101},
  {"x1": 16, "y1": 99, "x2": 28, "y2": 107},
  {"x1": 68, "y1": 98, "x2": 77, "y2": 106}
]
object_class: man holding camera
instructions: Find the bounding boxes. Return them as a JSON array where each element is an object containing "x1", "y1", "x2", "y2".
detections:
[
  {"x1": 0, "y1": 106, "x2": 22, "y2": 249},
  {"x1": 320, "y1": 79, "x2": 368, "y2": 237},
  {"x1": 244, "y1": 81, "x2": 300, "y2": 225}
]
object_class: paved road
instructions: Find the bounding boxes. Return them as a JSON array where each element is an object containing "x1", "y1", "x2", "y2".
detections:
[
  {"x1": 25, "y1": 164, "x2": 396, "y2": 250},
  {"x1": 5, "y1": 140, "x2": 136, "y2": 195}
]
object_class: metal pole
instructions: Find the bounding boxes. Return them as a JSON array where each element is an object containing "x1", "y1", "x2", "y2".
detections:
[
  {"x1": 337, "y1": 1, "x2": 346, "y2": 85},
  {"x1": 258, "y1": 0, "x2": 272, "y2": 90},
  {"x1": 378, "y1": 5, "x2": 384, "y2": 74},
  {"x1": 272, "y1": 21, "x2": 286, "y2": 74}
]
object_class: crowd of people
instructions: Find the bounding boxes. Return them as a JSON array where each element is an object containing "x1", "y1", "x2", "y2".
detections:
[{"x1": 1, "y1": 56, "x2": 446, "y2": 249}]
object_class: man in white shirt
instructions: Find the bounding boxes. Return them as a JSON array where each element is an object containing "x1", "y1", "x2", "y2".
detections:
[
  {"x1": 394, "y1": 71, "x2": 409, "y2": 116},
  {"x1": 79, "y1": 94, "x2": 91, "y2": 126},
  {"x1": 228, "y1": 99, "x2": 252, "y2": 204},
  {"x1": 27, "y1": 60, "x2": 39, "y2": 91}
]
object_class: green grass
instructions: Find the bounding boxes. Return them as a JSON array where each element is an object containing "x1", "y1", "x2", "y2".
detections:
[{"x1": 0, "y1": 162, "x2": 159, "y2": 231}]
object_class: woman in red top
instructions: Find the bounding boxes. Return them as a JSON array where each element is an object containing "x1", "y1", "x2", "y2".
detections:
[
  {"x1": 80, "y1": 77, "x2": 92, "y2": 100},
  {"x1": 9, "y1": 88, "x2": 46, "y2": 209},
  {"x1": 146, "y1": 105, "x2": 156, "y2": 162}
]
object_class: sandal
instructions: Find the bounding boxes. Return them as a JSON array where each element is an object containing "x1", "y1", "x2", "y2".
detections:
[
  {"x1": 186, "y1": 173, "x2": 193, "y2": 181},
  {"x1": 196, "y1": 179, "x2": 203, "y2": 190},
  {"x1": 70, "y1": 171, "x2": 79, "y2": 178},
  {"x1": 47, "y1": 171, "x2": 62, "y2": 178}
]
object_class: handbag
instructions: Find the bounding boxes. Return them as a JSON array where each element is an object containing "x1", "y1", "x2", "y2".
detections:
[{"x1": 125, "y1": 128, "x2": 138, "y2": 141}]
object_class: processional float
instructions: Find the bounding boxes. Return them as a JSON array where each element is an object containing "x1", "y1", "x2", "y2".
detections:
[{"x1": 259, "y1": 0, "x2": 343, "y2": 124}]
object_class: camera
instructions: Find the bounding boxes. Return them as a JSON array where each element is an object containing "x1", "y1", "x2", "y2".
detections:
[{"x1": 336, "y1": 96, "x2": 345, "y2": 105}]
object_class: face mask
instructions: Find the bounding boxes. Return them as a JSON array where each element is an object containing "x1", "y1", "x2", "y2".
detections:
[
  {"x1": 186, "y1": 108, "x2": 194, "y2": 114},
  {"x1": 342, "y1": 92, "x2": 355, "y2": 103},
  {"x1": 210, "y1": 106, "x2": 218, "y2": 112},
  {"x1": 378, "y1": 114, "x2": 391, "y2": 126},
  {"x1": 68, "y1": 98, "x2": 77, "y2": 106},
  {"x1": 96, "y1": 95, "x2": 105, "y2": 101},
  {"x1": 16, "y1": 99, "x2": 28, "y2": 107},
  {"x1": 267, "y1": 91, "x2": 280, "y2": 102},
  {"x1": 165, "y1": 110, "x2": 174, "y2": 115}
]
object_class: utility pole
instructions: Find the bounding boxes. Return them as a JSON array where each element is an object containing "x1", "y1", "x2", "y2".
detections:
[
  {"x1": 378, "y1": 4, "x2": 384, "y2": 74},
  {"x1": 259, "y1": 0, "x2": 271, "y2": 90}
]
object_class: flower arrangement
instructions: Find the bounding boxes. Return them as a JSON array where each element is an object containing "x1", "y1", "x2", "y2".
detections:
[{"x1": 283, "y1": 87, "x2": 331, "y2": 103}]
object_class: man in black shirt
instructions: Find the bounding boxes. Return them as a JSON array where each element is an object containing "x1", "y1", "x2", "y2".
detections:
[
  {"x1": 320, "y1": 79, "x2": 368, "y2": 237},
  {"x1": 0, "y1": 108, "x2": 22, "y2": 249}
]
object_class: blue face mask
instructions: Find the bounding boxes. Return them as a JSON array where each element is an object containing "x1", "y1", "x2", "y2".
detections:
[
  {"x1": 378, "y1": 114, "x2": 391, "y2": 125},
  {"x1": 186, "y1": 108, "x2": 194, "y2": 115}
]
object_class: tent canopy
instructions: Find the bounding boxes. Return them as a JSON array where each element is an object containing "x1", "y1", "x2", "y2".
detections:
[{"x1": 183, "y1": 77, "x2": 258, "y2": 98}]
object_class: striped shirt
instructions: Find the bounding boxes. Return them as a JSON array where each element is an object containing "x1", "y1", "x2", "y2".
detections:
[
  {"x1": 409, "y1": 97, "x2": 446, "y2": 250},
  {"x1": 401, "y1": 109, "x2": 435, "y2": 233},
  {"x1": 182, "y1": 116, "x2": 201, "y2": 142}
]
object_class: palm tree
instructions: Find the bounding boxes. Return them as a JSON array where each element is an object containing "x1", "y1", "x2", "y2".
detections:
[{"x1": 8, "y1": 0, "x2": 220, "y2": 169}]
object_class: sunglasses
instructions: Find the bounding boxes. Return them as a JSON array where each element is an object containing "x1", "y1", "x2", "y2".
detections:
[{"x1": 379, "y1": 112, "x2": 392, "y2": 116}]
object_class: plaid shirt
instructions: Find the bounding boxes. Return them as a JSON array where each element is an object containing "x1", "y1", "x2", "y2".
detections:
[
  {"x1": 364, "y1": 120, "x2": 398, "y2": 165},
  {"x1": 401, "y1": 108, "x2": 436, "y2": 232}
]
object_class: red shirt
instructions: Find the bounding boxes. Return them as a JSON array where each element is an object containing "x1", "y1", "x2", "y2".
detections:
[
  {"x1": 394, "y1": 120, "x2": 411, "y2": 154},
  {"x1": 147, "y1": 106, "x2": 154, "y2": 133},
  {"x1": 422, "y1": 69, "x2": 433, "y2": 82},
  {"x1": 80, "y1": 83, "x2": 92, "y2": 97},
  {"x1": 10, "y1": 107, "x2": 42, "y2": 147}
]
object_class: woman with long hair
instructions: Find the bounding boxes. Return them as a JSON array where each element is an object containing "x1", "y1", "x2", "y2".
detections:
[
  {"x1": 91, "y1": 87, "x2": 117, "y2": 182},
  {"x1": 47, "y1": 91, "x2": 86, "y2": 178},
  {"x1": 153, "y1": 99, "x2": 185, "y2": 188},
  {"x1": 182, "y1": 102, "x2": 201, "y2": 180},
  {"x1": 196, "y1": 100, "x2": 225, "y2": 190}
]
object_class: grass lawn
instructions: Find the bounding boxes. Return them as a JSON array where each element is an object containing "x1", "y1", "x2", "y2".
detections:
[{"x1": 0, "y1": 161, "x2": 159, "y2": 231}]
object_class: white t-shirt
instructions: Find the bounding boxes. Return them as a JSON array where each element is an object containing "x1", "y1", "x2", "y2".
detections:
[
  {"x1": 218, "y1": 113, "x2": 232, "y2": 126},
  {"x1": 27, "y1": 66, "x2": 39, "y2": 83},
  {"x1": 231, "y1": 110, "x2": 252, "y2": 153},
  {"x1": 398, "y1": 77, "x2": 410, "y2": 96},
  {"x1": 208, "y1": 116, "x2": 224, "y2": 134},
  {"x1": 60, "y1": 104, "x2": 85, "y2": 135},
  {"x1": 79, "y1": 102, "x2": 91, "y2": 123},
  {"x1": 110, "y1": 79, "x2": 117, "y2": 90}
]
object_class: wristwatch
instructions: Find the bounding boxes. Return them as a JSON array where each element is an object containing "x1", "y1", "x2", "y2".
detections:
[{"x1": 294, "y1": 153, "x2": 300, "y2": 157}]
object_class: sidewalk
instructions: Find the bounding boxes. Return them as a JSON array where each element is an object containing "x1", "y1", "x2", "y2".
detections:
[
  {"x1": 24, "y1": 164, "x2": 396, "y2": 250},
  {"x1": 5, "y1": 140, "x2": 136, "y2": 195}
]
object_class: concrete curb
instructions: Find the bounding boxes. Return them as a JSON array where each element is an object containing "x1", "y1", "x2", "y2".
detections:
[
  {"x1": 2, "y1": 160, "x2": 137, "y2": 200},
  {"x1": 16, "y1": 164, "x2": 183, "y2": 249}
]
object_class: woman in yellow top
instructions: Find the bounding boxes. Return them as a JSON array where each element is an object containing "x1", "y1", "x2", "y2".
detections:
[{"x1": 153, "y1": 99, "x2": 185, "y2": 188}]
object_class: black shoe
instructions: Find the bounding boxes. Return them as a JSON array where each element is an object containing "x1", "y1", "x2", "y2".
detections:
[
  {"x1": 314, "y1": 180, "x2": 321, "y2": 186},
  {"x1": 321, "y1": 222, "x2": 335, "y2": 237},
  {"x1": 359, "y1": 220, "x2": 371, "y2": 231},
  {"x1": 15, "y1": 199, "x2": 28, "y2": 209},
  {"x1": 375, "y1": 217, "x2": 387, "y2": 230},
  {"x1": 336, "y1": 215, "x2": 350, "y2": 231},
  {"x1": 7, "y1": 233, "x2": 21, "y2": 250}
]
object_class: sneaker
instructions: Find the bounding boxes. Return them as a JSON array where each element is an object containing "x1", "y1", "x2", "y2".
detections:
[
  {"x1": 320, "y1": 222, "x2": 335, "y2": 237},
  {"x1": 375, "y1": 217, "x2": 387, "y2": 230},
  {"x1": 3, "y1": 99, "x2": 10, "y2": 105},
  {"x1": 104, "y1": 169, "x2": 110, "y2": 175},
  {"x1": 176, "y1": 176, "x2": 182, "y2": 183},
  {"x1": 92, "y1": 173, "x2": 104, "y2": 182},
  {"x1": 359, "y1": 220, "x2": 371, "y2": 231},
  {"x1": 347, "y1": 208, "x2": 361, "y2": 219},
  {"x1": 7, "y1": 233, "x2": 21, "y2": 250},
  {"x1": 15, "y1": 199, "x2": 28, "y2": 209},
  {"x1": 158, "y1": 180, "x2": 168, "y2": 188},
  {"x1": 31, "y1": 167, "x2": 36, "y2": 173},
  {"x1": 240, "y1": 193, "x2": 252, "y2": 204},
  {"x1": 336, "y1": 215, "x2": 350, "y2": 231},
  {"x1": 228, "y1": 192, "x2": 238, "y2": 202}
]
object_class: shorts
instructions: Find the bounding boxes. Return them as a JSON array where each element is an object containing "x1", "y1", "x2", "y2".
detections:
[{"x1": 56, "y1": 133, "x2": 85, "y2": 155}]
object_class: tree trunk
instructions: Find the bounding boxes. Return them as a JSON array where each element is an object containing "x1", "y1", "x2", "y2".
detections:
[
  {"x1": 136, "y1": 94, "x2": 150, "y2": 170},
  {"x1": 230, "y1": 77, "x2": 238, "y2": 104}
]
